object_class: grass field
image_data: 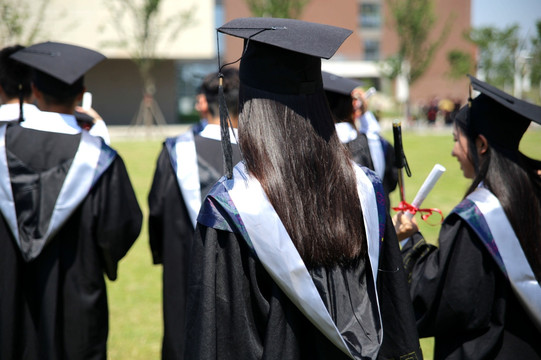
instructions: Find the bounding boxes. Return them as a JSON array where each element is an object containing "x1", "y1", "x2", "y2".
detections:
[{"x1": 105, "y1": 125, "x2": 540, "y2": 359}]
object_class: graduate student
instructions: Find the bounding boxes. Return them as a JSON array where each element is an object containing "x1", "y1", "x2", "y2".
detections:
[
  {"x1": 395, "y1": 75, "x2": 541, "y2": 359},
  {"x1": 322, "y1": 71, "x2": 397, "y2": 209},
  {"x1": 354, "y1": 87, "x2": 397, "y2": 198},
  {"x1": 13, "y1": 41, "x2": 110, "y2": 143},
  {"x1": 0, "y1": 44, "x2": 41, "y2": 123},
  {"x1": 183, "y1": 17, "x2": 422, "y2": 360},
  {"x1": 148, "y1": 68, "x2": 242, "y2": 360},
  {"x1": 0, "y1": 42, "x2": 142, "y2": 359}
]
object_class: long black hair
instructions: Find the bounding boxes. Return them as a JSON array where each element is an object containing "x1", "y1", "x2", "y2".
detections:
[
  {"x1": 238, "y1": 83, "x2": 366, "y2": 268},
  {"x1": 455, "y1": 119, "x2": 541, "y2": 282}
]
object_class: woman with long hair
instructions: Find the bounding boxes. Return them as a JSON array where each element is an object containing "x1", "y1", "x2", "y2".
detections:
[
  {"x1": 183, "y1": 17, "x2": 421, "y2": 359},
  {"x1": 395, "y1": 75, "x2": 541, "y2": 359}
]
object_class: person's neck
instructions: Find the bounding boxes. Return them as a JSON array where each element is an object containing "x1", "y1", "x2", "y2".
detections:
[
  {"x1": 208, "y1": 115, "x2": 238, "y2": 128},
  {"x1": 40, "y1": 103, "x2": 75, "y2": 115}
]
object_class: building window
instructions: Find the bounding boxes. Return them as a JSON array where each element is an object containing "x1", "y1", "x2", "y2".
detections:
[
  {"x1": 364, "y1": 39, "x2": 380, "y2": 61},
  {"x1": 359, "y1": 3, "x2": 381, "y2": 29}
]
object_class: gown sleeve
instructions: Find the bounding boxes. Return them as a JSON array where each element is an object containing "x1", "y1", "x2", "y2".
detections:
[
  {"x1": 401, "y1": 214, "x2": 499, "y2": 338},
  {"x1": 92, "y1": 155, "x2": 142, "y2": 280},
  {"x1": 376, "y1": 213, "x2": 423, "y2": 359},
  {"x1": 148, "y1": 146, "x2": 172, "y2": 264}
]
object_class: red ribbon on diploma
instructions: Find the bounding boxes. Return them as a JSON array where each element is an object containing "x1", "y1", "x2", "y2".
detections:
[{"x1": 392, "y1": 201, "x2": 444, "y2": 225}]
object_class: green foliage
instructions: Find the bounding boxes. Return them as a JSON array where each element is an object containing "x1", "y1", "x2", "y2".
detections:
[
  {"x1": 446, "y1": 49, "x2": 474, "y2": 79},
  {"x1": 103, "y1": 0, "x2": 195, "y2": 92},
  {"x1": 385, "y1": 0, "x2": 454, "y2": 84},
  {"x1": 530, "y1": 20, "x2": 541, "y2": 86},
  {"x1": 467, "y1": 25, "x2": 520, "y2": 88},
  {"x1": 0, "y1": 0, "x2": 50, "y2": 46},
  {"x1": 246, "y1": 0, "x2": 309, "y2": 19}
]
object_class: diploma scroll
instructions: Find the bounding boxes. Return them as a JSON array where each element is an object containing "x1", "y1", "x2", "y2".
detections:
[{"x1": 405, "y1": 164, "x2": 446, "y2": 220}]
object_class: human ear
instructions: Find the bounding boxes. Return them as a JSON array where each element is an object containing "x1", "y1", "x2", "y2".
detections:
[{"x1": 476, "y1": 134, "x2": 488, "y2": 155}]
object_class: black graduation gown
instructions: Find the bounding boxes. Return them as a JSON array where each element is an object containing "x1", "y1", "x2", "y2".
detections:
[
  {"x1": 183, "y1": 166, "x2": 422, "y2": 360},
  {"x1": 402, "y1": 213, "x2": 541, "y2": 359},
  {"x1": 148, "y1": 134, "x2": 241, "y2": 360},
  {"x1": 345, "y1": 134, "x2": 398, "y2": 210},
  {"x1": 0, "y1": 124, "x2": 142, "y2": 360}
]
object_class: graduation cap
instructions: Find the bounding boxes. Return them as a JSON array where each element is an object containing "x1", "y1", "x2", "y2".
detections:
[
  {"x1": 322, "y1": 71, "x2": 363, "y2": 96},
  {"x1": 217, "y1": 17, "x2": 352, "y2": 95},
  {"x1": 458, "y1": 75, "x2": 541, "y2": 151},
  {"x1": 10, "y1": 41, "x2": 105, "y2": 98},
  {"x1": 216, "y1": 17, "x2": 352, "y2": 178}
]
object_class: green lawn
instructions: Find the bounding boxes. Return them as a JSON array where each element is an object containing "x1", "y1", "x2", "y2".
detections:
[{"x1": 105, "y1": 126, "x2": 540, "y2": 359}]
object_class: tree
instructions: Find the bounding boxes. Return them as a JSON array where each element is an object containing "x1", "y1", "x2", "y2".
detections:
[
  {"x1": 468, "y1": 25, "x2": 520, "y2": 89},
  {"x1": 0, "y1": 0, "x2": 50, "y2": 46},
  {"x1": 245, "y1": 0, "x2": 309, "y2": 19},
  {"x1": 446, "y1": 49, "x2": 474, "y2": 80},
  {"x1": 385, "y1": 0, "x2": 453, "y2": 84},
  {"x1": 103, "y1": 0, "x2": 194, "y2": 127},
  {"x1": 384, "y1": 0, "x2": 453, "y2": 117},
  {"x1": 530, "y1": 20, "x2": 541, "y2": 88}
]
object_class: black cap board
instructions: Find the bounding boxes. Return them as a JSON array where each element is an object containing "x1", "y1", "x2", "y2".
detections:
[
  {"x1": 217, "y1": 17, "x2": 352, "y2": 95},
  {"x1": 322, "y1": 71, "x2": 363, "y2": 96},
  {"x1": 10, "y1": 42, "x2": 105, "y2": 85},
  {"x1": 456, "y1": 75, "x2": 541, "y2": 151}
]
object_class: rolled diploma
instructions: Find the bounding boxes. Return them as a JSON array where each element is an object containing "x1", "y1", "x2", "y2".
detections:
[{"x1": 405, "y1": 164, "x2": 446, "y2": 220}]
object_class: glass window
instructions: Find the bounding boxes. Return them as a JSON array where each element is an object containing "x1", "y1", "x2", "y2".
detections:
[
  {"x1": 359, "y1": 3, "x2": 381, "y2": 29},
  {"x1": 364, "y1": 39, "x2": 380, "y2": 61}
]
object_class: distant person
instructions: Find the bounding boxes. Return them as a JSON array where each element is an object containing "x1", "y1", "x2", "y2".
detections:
[
  {"x1": 191, "y1": 80, "x2": 210, "y2": 135},
  {"x1": 183, "y1": 17, "x2": 422, "y2": 360},
  {"x1": 148, "y1": 68, "x2": 242, "y2": 360},
  {"x1": 0, "y1": 45, "x2": 41, "y2": 122},
  {"x1": 322, "y1": 71, "x2": 396, "y2": 210},
  {"x1": 1, "y1": 41, "x2": 142, "y2": 359},
  {"x1": 353, "y1": 86, "x2": 398, "y2": 207},
  {"x1": 395, "y1": 75, "x2": 541, "y2": 359},
  {"x1": 322, "y1": 71, "x2": 371, "y2": 166}
]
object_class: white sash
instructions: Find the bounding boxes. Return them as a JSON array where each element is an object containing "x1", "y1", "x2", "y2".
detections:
[
  {"x1": 0, "y1": 128, "x2": 111, "y2": 260},
  {"x1": 467, "y1": 188, "x2": 541, "y2": 329},
  {"x1": 172, "y1": 131, "x2": 201, "y2": 228},
  {"x1": 227, "y1": 162, "x2": 382, "y2": 359}
]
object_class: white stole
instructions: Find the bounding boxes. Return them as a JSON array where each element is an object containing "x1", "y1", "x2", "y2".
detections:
[
  {"x1": 467, "y1": 188, "x2": 541, "y2": 329},
  {"x1": 172, "y1": 131, "x2": 201, "y2": 228},
  {"x1": 226, "y1": 162, "x2": 382, "y2": 359}
]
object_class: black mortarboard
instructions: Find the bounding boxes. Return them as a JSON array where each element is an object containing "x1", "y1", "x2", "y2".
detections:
[
  {"x1": 217, "y1": 17, "x2": 352, "y2": 95},
  {"x1": 10, "y1": 42, "x2": 105, "y2": 97},
  {"x1": 322, "y1": 71, "x2": 362, "y2": 96},
  {"x1": 457, "y1": 75, "x2": 541, "y2": 151},
  {"x1": 216, "y1": 17, "x2": 351, "y2": 179}
]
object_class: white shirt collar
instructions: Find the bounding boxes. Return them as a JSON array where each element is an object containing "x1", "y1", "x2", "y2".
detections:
[
  {"x1": 199, "y1": 123, "x2": 238, "y2": 144},
  {"x1": 21, "y1": 111, "x2": 81, "y2": 134},
  {"x1": 335, "y1": 122, "x2": 358, "y2": 143},
  {"x1": 0, "y1": 103, "x2": 41, "y2": 122}
]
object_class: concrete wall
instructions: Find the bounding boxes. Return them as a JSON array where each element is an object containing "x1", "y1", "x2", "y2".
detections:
[{"x1": 85, "y1": 59, "x2": 179, "y2": 125}]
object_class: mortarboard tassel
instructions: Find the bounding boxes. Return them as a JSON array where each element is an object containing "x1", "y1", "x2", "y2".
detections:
[
  {"x1": 218, "y1": 74, "x2": 234, "y2": 179},
  {"x1": 18, "y1": 83, "x2": 24, "y2": 123}
]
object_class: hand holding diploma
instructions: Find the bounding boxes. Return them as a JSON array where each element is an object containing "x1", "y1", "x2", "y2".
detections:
[
  {"x1": 404, "y1": 164, "x2": 446, "y2": 220},
  {"x1": 393, "y1": 164, "x2": 446, "y2": 240}
]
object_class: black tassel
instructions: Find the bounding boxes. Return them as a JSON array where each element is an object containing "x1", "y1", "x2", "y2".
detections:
[
  {"x1": 218, "y1": 74, "x2": 233, "y2": 179},
  {"x1": 18, "y1": 83, "x2": 24, "y2": 123}
]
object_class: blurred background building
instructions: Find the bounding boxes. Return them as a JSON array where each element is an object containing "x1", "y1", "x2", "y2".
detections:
[{"x1": 0, "y1": 0, "x2": 485, "y2": 125}]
